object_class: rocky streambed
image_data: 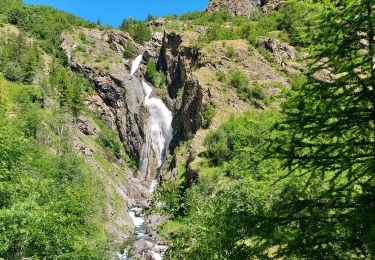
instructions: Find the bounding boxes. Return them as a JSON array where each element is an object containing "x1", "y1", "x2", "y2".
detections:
[
  {"x1": 117, "y1": 179, "x2": 169, "y2": 260},
  {"x1": 117, "y1": 206, "x2": 168, "y2": 260}
]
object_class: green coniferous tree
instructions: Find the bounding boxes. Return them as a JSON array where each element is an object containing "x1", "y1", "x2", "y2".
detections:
[
  {"x1": 49, "y1": 61, "x2": 70, "y2": 106},
  {"x1": 275, "y1": 0, "x2": 375, "y2": 257},
  {"x1": 69, "y1": 74, "x2": 84, "y2": 117},
  {"x1": 21, "y1": 42, "x2": 40, "y2": 84}
]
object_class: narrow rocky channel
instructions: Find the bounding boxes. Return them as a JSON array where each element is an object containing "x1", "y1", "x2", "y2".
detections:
[{"x1": 117, "y1": 54, "x2": 172, "y2": 260}]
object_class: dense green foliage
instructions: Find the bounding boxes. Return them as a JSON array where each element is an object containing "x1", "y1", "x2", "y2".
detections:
[
  {"x1": 228, "y1": 70, "x2": 267, "y2": 103},
  {"x1": 154, "y1": 0, "x2": 375, "y2": 259},
  {"x1": 0, "y1": 0, "x2": 94, "y2": 58},
  {"x1": 202, "y1": 104, "x2": 217, "y2": 129},
  {"x1": 0, "y1": 26, "x2": 90, "y2": 118},
  {"x1": 119, "y1": 18, "x2": 152, "y2": 44},
  {"x1": 158, "y1": 112, "x2": 287, "y2": 258},
  {"x1": 0, "y1": 78, "x2": 107, "y2": 258},
  {"x1": 48, "y1": 61, "x2": 91, "y2": 116},
  {"x1": 97, "y1": 124, "x2": 122, "y2": 159},
  {"x1": 1, "y1": 0, "x2": 373, "y2": 258},
  {"x1": 145, "y1": 60, "x2": 167, "y2": 89},
  {"x1": 0, "y1": 33, "x2": 41, "y2": 84},
  {"x1": 273, "y1": 0, "x2": 375, "y2": 257},
  {"x1": 0, "y1": 4, "x2": 116, "y2": 258}
]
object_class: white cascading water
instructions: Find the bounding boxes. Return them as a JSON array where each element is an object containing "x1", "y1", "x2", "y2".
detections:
[
  {"x1": 119, "y1": 54, "x2": 172, "y2": 260},
  {"x1": 130, "y1": 54, "x2": 144, "y2": 77},
  {"x1": 139, "y1": 81, "x2": 173, "y2": 178}
]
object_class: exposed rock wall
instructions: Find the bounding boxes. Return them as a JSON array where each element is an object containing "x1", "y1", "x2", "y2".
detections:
[
  {"x1": 172, "y1": 76, "x2": 206, "y2": 142},
  {"x1": 62, "y1": 28, "x2": 180, "y2": 184},
  {"x1": 62, "y1": 28, "x2": 292, "y2": 179},
  {"x1": 205, "y1": 0, "x2": 284, "y2": 16},
  {"x1": 157, "y1": 31, "x2": 208, "y2": 148},
  {"x1": 205, "y1": 0, "x2": 262, "y2": 17},
  {"x1": 257, "y1": 37, "x2": 301, "y2": 73},
  {"x1": 158, "y1": 31, "x2": 200, "y2": 98},
  {"x1": 62, "y1": 29, "x2": 149, "y2": 167}
]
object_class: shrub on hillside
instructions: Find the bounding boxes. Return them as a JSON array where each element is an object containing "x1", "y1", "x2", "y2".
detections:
[
  {"x1": 202, "y1": 104, "x2": 217, "y2": 129},
  {"x1": 97, "y1": 126, "x2": 122, "y2": 159},
  {"x1": 3, "y1": 62, "x2": 23, "y2": 82},
  {"x1": 248, "y1": 84, "x2": 267, "y2": 101},
  {"x1": 204, "y1": 112, "x2": 274, "y2": 166},
  {"x1": 276, "y1": 1, "x2": 320, "y2": 46},
  {"x1": 0, "y1": 33, "x2": 40, "y2": 84},
  {"x1": 224, "y1": 45, "x2": 235, "y2": 59},
  {"x1": 228, "y1": 70, "x2": 267, "y2": 102},
  {"x1": 49, "y1": 62, "x2": 89, "y2": 116},
  {"x1": 216, "y1": 71, "x2": 226, "y2": 82},
  {"x1": 0, "y1": 80, "x2": 107, "y2": 258},
  {"x1": 119, "y1": 18, "x2": 152, "y2": 44},
  {"x1": 203, "y1": 23, "x2": 239, "y2": 42},
  {"x1": 145, "y1": 60, "x2": 167, "y2": 89},
  {"x1": 123, "y1": 41, "x2": 137, "y2": 59},
  {"x1": 228, "y1": 70, "x2": 248, "y2": 93},
  {"x1": 1, "y1": 3, "x2": 93, "y2": 58}
]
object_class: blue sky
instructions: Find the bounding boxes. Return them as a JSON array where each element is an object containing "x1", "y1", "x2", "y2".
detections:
[{"x1": 23, "y1": 0, "x2": 209, "y2": 27}]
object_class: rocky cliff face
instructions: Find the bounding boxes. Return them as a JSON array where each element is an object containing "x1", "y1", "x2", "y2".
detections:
[
  {"x1": 205, "y1": 0, "x2": 284, "y2": 16},
  {"x1": 157, "y1": 31, "x2": 207, "y2": 147},
  {"x1": 61, "y1": 28, "x2": 168, "y2": 181},
  {"x1": 62, "y1": 28, "x2": 217, "y2": 176},
  {"x1": 62, "y1": 29, "x2": 144, "y2": 162},
  {"x1": 205, "y1": 0, "x2": 262, "y2": 17},
  {"x1": 61, "y1": 29, "x2": 165, "y2": 250},
  {"x1": 152, "y1": 30, "x2": 291, "y2": 187},
  {"x1": 159, "y1": 31, "x2": 290, "y2": 150}
]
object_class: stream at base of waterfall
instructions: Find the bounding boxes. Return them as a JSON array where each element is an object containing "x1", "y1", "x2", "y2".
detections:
[{"x1": 117, "y1": 54, "x2": 172, "y2": 259}]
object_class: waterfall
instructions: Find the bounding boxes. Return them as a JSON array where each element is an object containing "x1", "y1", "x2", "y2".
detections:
[
  {"x1": 139, "y1": 81, "x2": 173, "y2": 178},
  {"x1": 130, "y1": 54, "x2": 144, "y2": 77},
  {"x1": 129, "y1": 53, "x2": 173, "y2": 179},
  {"x1": 119, "y1": 54, "x2": 171, "y2": 260}
]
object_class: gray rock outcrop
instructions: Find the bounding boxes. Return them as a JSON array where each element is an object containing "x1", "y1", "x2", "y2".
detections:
[
  {"x1": 257, "y1": 37, "x2": 301, "y2": 73},
  {"x1": 157, "y1": 31, "x2": 209, "y2": 148},
  {"x1": 62, "y1": 28, "x2": 151, "y2": 172},
  {"x1": 205, "y1": 0, "x2": 263, "y2": 17},
  {"x1": 205, "y1": 0, "x2": 284, "y2": 16}
]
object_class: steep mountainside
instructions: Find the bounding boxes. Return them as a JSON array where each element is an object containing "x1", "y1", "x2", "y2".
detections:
[
  {"x1": 0, "y1": 0, "x2": 298, "y2": 257},
  {"x1": 4, "y1": 0, "x2": 371, "y2": 259}
]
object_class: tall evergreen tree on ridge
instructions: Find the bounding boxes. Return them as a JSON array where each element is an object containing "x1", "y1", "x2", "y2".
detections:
[{"x1": 274, "y1": 0, "x2": 375, "y2": 257}]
